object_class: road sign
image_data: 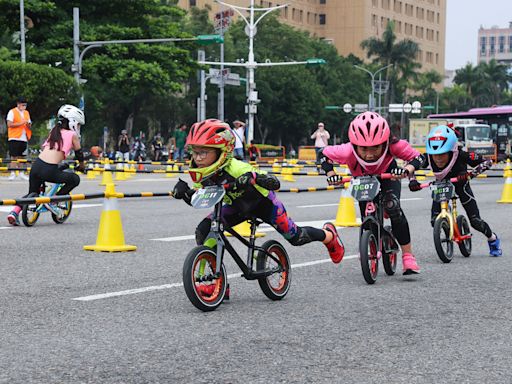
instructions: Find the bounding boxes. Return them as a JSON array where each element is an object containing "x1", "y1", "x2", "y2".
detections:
[
  {"x1": 325, "y1": 106, "x2": 342, "y2": 110},
  {"x1": 209, "y1": 68, "x2": 230, "y2": 78},
  {"x1": 373, "y1": 80, "x2": 389, "y2": 95},
  {"x1": 354, "y1": 104, "x2": 368, "y2": 112},
  {"x1": 214, "y1": 9, "x2": 234, "y2": 33},
  {"x1": 412, "y1": 101, "x2": 421, "y2": 110},
  {"x1": 343, "y1": 103, "x2": 353, "y2": 113},
  {"x1": 388, "y1": 103, "x2": 403, "y2": 112},
  {"x1": 210, "y1": 72, "x2": 241, "y2": 86},
  {"x1": 403, "y1": 103, "x2": 412, "y2": 113}
]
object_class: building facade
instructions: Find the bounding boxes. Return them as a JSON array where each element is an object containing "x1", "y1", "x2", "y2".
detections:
[
  {"x1": 478, "y1": 23, "x2": 512, "y2": 65},
  {"x1": 178, "y1": 0, "x2": 446, "y2": 75}
]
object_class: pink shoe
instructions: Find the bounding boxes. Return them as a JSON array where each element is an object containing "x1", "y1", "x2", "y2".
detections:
[{"x1": 402, "y1": 253, "x2": 420, "y2": 275}]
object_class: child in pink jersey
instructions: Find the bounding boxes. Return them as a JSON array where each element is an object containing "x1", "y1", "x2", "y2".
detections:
[
  {"x1": 7, "y1": 105, "x2": 86, "y2": 226},
  {"x1": 318, "y1": 112, "x2": 425, "y2": 274}
]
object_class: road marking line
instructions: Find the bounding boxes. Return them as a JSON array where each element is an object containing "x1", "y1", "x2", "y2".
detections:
[
  {"x1": 72, "y1": 255, "x2": 359, "y2": 301},
  {"x1": 151, "y1": 220, "x2": 328, "y2": 242},
  {"x1": 297, "y1": 197, "x2": 422, "y2": 208},
  {"x1": 0, "y1": 203, "x2": 101, "y2": 213},
  {"x1": 0, "y1": 226, "x2": 13, "y2": 230}
]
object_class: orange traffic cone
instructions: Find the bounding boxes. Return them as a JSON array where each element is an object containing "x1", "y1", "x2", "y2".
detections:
[{"x1": 84, "y1": 184, "x2": 137, "y2": 252}]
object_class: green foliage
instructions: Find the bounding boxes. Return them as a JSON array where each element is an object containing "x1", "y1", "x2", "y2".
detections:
[
  {"x1": 0, "y1": 60, "x2": 79, "y2": 120},
  {"x1": 453, "y1": 60, "x2": 512, "y2": 107}
]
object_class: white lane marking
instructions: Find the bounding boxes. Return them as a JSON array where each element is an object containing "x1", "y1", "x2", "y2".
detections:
[
  {"x1": 151, "y1": 220, "x2": 328, "y2": 242},
  {"x1": 0, "y1": 203, "x2": 101, "y2": 213},
  {"x1": 72, "y1": 255, "x2": 358, "y2": 301},
  {"x1": 297, "y1": 197, "x2": 423, "y2": 208},
  {"x1": 0, "y1": 226, "x2": 13, "y2": 230}
]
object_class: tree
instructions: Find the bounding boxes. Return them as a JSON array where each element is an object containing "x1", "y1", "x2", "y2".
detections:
[
  {"x1": 361, "y1": 21, "x2": 420, "y2": 111},
  {"x1": 0, "y1": 0, "x2": 199, "y2": 146}
]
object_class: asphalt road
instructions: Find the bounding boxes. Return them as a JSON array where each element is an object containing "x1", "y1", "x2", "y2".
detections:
[{"x1": 0, "y1": 172, "x2": 510, "y2": 383}]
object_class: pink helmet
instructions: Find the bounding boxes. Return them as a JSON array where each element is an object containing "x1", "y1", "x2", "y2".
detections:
[{"x1": 348, "y1": 111, "x2": 390, "y2": 146}]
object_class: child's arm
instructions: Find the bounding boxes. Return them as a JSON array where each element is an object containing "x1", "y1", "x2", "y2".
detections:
[
  {"x1": 172, "y1": 178, "x2": 195, "y2": 205},
  {"x1": 390, "y1": 140, "x2": 426, "y2": 174}
]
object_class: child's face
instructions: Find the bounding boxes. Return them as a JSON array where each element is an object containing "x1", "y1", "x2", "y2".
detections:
[
  {"x1": 431, "y1": 153, "x2": 450, "y2": 168},
  {"x1": 356, "y1": 144, "x2": 385, "y2": 162},
  {"x1": 190, "y1": 145, "x2": 218, "y2": 168}
]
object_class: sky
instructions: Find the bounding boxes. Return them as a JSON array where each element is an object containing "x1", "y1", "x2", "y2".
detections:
[{"x1": 445, "y1": 0, "x2": 512, "y2": 70}]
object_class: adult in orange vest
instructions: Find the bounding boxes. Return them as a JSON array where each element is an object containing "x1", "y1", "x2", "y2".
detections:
[{"x1": 6, "y1": 97, "x2": 32, "y2": 181}]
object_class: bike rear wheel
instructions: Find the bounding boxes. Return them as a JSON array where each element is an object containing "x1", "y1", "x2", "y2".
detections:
[
  {"x1": 433, "y1": 218, "x2": 453, "y2": 263},
  {"x1": 182, "y1": 246, "x2": 226, "y2": 312},
  {"x1": 21, "y1": 193, "x2": 41, "y2": 227},
  {"x1": 382, "y1": 226, "x2": 398, "y2": 276},
  {"x1": 256, "y1": 240, "x2": 291, "y2": 300},
  {"x1": 360, "y1": 230, "x2": 379, "y2": 284},
  {"x1": 456, "y1": 215, "x2": 472, "y2": 257},
  {"x1": 51, "y1": 201, "x2": 73, "y2": 224}
]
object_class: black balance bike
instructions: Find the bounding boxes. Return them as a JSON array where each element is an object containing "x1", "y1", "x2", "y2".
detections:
[
  {"x1": 182, "y1": 182, "x2": 291, "y2": 312},
  {"x1": 351, "y1": 174, "x2": 400, "y2": 284}
]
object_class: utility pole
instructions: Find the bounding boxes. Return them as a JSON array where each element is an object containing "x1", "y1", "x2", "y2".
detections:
[
  {"x1": 19, "y1": 0, "x2": 26, "y2": 62},
  {"x1": 201, "y1": 1, "x2": 323, "y2": 142}
]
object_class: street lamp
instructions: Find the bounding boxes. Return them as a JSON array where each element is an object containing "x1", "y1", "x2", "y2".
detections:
[
  {"x1": 353, "y1": 64, "x2": 392, "y2": 112},
  {"x1": 199, "y1": 0, "x2": 325, "y2": 142},
  {"x1": 19, "y1": 0, "x2": 26, "y2": 62}
]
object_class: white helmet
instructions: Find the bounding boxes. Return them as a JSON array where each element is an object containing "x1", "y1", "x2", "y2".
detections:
[{"x1": 58, "y1": 104, "x2": 85, "y2": 135}]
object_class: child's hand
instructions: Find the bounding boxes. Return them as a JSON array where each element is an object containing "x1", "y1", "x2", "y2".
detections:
[
  {"x1": 327, "y1": 174, "x2": 344, "y2": 185},
  {"x1": 390, "y1": 167, "x2": 409, "y2": 180},
  {"x1": 172, "y1": 178, "x2": 191, "y2": 199},
  {"x1": 408, "y1": 179, "x2": 422, "y2": 192}
]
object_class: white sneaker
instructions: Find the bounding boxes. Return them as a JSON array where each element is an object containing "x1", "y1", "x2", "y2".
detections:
[
  {"x1": 18, "y1": 172, "x2": 29, "y2": 181},
  {"x1": 8, "y1": 172, "x2": 16, "y2": 181}
]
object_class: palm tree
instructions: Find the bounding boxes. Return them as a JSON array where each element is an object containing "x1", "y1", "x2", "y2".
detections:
[
  {"x1": 361, "y1": 21, "x2": 420, "y2": 107},
  {"x1": 453, "y1": 63, "x2": 480, "y2": 99},
  {"x1": 479, "y1": 59, "x2": 511, "y2": 105}
]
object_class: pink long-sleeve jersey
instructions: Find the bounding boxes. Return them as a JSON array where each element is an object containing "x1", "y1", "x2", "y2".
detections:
[{"x1": 322, "y1": 141, "x2": 420, "y2": 176}]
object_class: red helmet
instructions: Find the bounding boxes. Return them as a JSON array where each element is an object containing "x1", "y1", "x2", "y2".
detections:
[
  {"x1": 348, "y1": 111, "x2": 390, "y2": 146},
  {"x1": 186, "y1": 119, "x2": 235, "y2": 183}
]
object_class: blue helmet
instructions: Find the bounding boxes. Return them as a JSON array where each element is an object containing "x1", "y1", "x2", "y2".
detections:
[{"x1": 426, "y1": 125, "x2": 458, "y2": 155}]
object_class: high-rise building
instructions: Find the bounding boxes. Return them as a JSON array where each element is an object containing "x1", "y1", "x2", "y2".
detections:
[
  {"x1": 478, "y1": 23, "x2": 512, "y2": 65},
  {"x1": 178, "y1": 0, "x2": 446, "y2": 75}
]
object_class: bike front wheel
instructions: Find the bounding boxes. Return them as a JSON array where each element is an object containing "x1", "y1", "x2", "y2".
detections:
[
  {"x1": 382, "y1": 226, "x2": 398, "y2": 276},
  {"x1": 360, "y1": 230, "x2": 379, "y2": 284},
  {"x1": 22, "y1": 192, "x2": 41, "y2": 227},
  {"x1": 456, "y1": 215, "x2": 472, "y2": 257},
  {"x1": 182, "y1": 246, "x2": 227, "y2": 312},
  {"x1": 256, "y1": 240, "x2": 291, "y2": 301},
  {"x1": 51, "y1": 201, "x2": 73, "y2": 224},
  {"x1": 433, "y1": 218, "x2": 453, "y2": 263}
]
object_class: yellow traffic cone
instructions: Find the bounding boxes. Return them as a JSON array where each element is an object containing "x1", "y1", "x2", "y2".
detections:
[
  {"x1": 100, "y1": 169, "x2": 114, "y2": 186},
  {"x1": 333, "y1": 183, "x2": 361, "y2": 227},
  {"x1": 115, "y1": 163, "x2": 126, "y2": 181},
  {"x1": 282, "y1": 167, "x2": 296, "y2": 182},
  {"x1": 225, "y1": 220, "x2": 265, "y2": 238},
  {"x1": 165, "y1": 164, "x2": 174, "y2": 178},
  {"x1": 84, "y1": 184, "x2": 137, "y2": 252},
  {"x1": 497, "y1": 175, "x2": 512, "y2": 203},
  {"x1": 503, "y1": 159, "x2": 511, "y2": 178}
]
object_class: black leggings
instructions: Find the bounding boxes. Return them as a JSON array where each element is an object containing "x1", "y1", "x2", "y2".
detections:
[
  {"x1": 431, "y1": 182, "x2": 492, "y2": 238},
  {"x1": 358, "y1": 178, "x2": 411, "y2": 245},
  {"x1": 27, "y1": 158, "x2": 80, "y2": 196}
]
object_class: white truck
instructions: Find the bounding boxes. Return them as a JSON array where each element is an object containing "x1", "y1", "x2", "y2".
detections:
[{"x1": 409, "y1": 118, "x2": 496, "y2": 161}]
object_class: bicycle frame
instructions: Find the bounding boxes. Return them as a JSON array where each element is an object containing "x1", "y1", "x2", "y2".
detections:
[
  {"x1": 35, "y1": 182, "x2": 65, "y2": 216},
  {"x1": 205, "y1": 197, "x2": 284, "y2": 280},
  {"x1": 435, "y1": 196, "x2": 470, "y2": 244},
  {"x1": 360, "y1": 196, "x2": 395, "y2": 258}
]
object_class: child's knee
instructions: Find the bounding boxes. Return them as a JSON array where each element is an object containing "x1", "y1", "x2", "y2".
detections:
[{"x1": 195, "y1": 218, "x2": 211, "y2": 245}]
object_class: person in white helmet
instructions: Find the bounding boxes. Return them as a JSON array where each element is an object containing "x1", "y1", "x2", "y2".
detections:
[{"x1": 7, "y1": 104, "x2": 86, "y2": 226}]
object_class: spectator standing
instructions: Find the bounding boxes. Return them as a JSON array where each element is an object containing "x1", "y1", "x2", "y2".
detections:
[
  {"x1": 117, "y1": 129, "x2": 131, "y2": 162},
  {"x1": 6, "y1": 97, "x2": 32, "y2": 180},
  {"x1": 151, "y1": 132, "x2": 164, "y2": 161},
  {"x1": 171, "y1": 124, "x2": 187, "y2": 162},
  {"x1": 233, "y1": 120, "x2": 246, "y2": 160},
  {"x1": 247, "y1": 140, "x2": 260, "y2": 162},
  {"x1": 132, "y1": 136, "x2": 146, "y2": 161},
  {"x1": 311, "y1": 122, "x2": 330, "y2": 164}
]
